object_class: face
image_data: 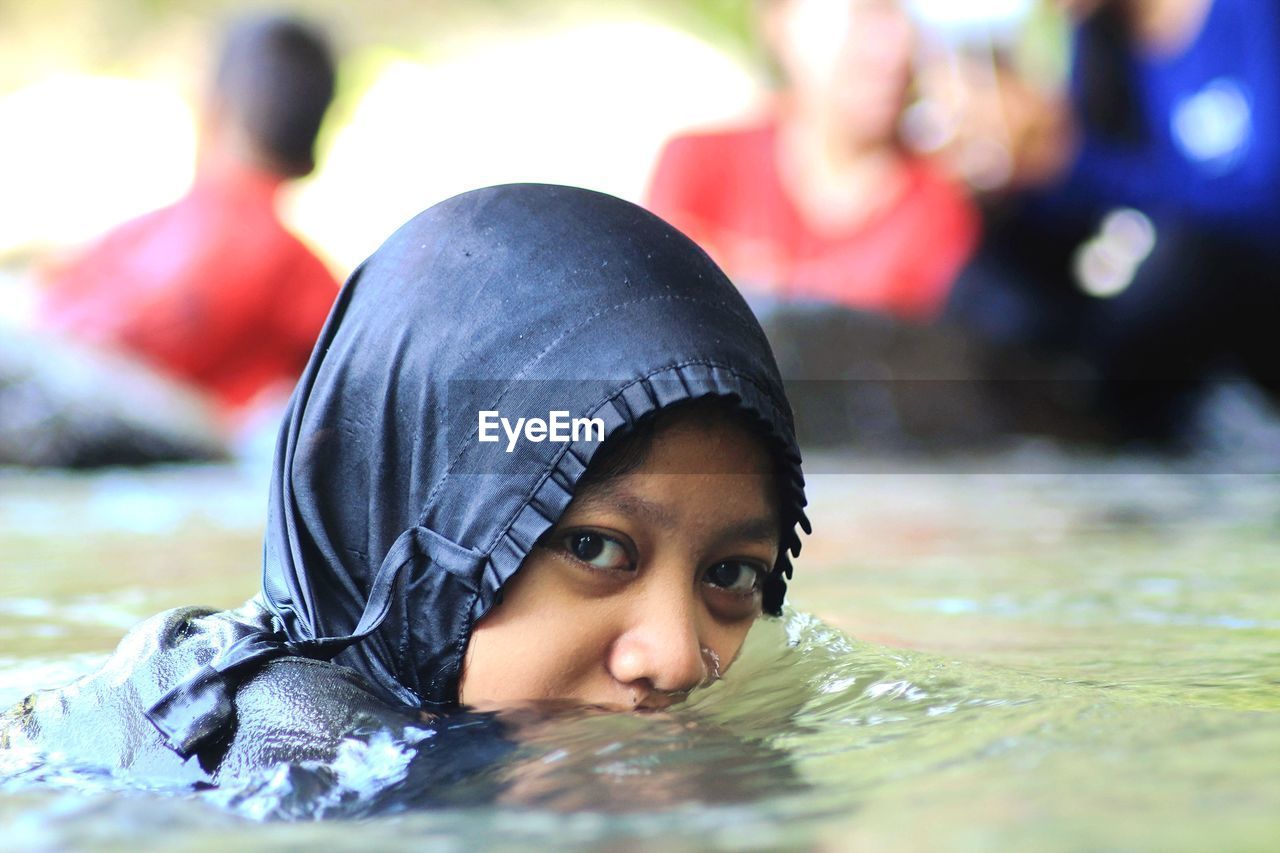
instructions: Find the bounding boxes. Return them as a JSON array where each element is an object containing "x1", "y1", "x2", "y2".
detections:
[
  {"x1": 766, "y1": 0, "x2": 916, "y2": 143},
  {"x1": 459, "y1": 413, "x2": 781, "y2": 711}
]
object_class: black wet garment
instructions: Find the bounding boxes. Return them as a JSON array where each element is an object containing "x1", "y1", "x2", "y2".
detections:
[
  {"x1": 0, "y1": 601, "x2": 428, "y2": 783},
  {"x1": 146, "y1": 184, "x2": 810, "y2": 759}
]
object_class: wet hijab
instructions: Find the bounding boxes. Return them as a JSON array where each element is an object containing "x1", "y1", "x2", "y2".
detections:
[{"x1": 148, "y1": 184, "x2": 809, "y2": 758}]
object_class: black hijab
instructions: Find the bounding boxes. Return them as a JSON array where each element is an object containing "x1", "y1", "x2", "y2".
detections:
[{"x1": 148, "y1": 184, "x2": 810, "y2": 758}]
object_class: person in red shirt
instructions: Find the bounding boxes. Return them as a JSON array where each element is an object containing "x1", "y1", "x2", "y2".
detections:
[
  {"x1": 40, "y1": 14, "x2": 339, "y2": 419},
  {"x1": 647, "y1": 0, "x2": 977, "y2": 322}
]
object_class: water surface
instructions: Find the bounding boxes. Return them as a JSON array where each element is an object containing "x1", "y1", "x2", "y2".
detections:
[{"x1": 1, "y1": 456, "x2": 1277, "y2": 850}]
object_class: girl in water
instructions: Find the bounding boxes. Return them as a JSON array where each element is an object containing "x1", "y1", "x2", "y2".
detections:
[{"x1": 1, "y1": 184, "x2": 810, "y2": 785}]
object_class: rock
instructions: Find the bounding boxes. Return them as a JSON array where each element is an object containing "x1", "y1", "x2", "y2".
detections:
[
  {"x1": 0, "y1": 324, "x2": 228, "y2": 467},
  {"x1": 753, "y1": 299, "x2": 1110, "y2": 449}
]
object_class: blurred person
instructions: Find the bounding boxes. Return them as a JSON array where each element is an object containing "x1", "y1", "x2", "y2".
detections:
[
  {"x1": 646, "y1": 0, "x2": 978, "y2": 323},
  {"x1": 937, "y1": 0, "x2": 1280, "y2": 443},
  {"x1": 38, "y1": 13, "x2": 340, "y2": 426}
]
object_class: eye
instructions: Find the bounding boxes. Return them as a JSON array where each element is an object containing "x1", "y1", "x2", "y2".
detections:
[
  {"x1": 563, "y1": 531, "x2": 634, "y2": 572},
  {"x1": 703, "y1": 560, "x2": 765, "y2": 595}
]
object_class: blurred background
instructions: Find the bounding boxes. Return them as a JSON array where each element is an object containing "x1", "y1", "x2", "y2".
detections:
[
  {"x1": 0, "y1": 0, "x2": 1051, "y2": 271},
  {"x1": 2, "y1": 2, "x2": 1279, "y2": 847},
  {"x1": 0, "y1": 0, "x2": 779, "y2": 280},
  {"x1": 3, "y1": 0, "x2": 1278, "y2": 464}
]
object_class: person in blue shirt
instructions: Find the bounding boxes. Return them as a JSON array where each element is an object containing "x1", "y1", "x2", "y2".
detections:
[
  {"x1": 941, "y1": 0, "x2": 1280, "y2": 444},
  {"x1": 1058, "y1": 0, "x2": 1280, "y2": 236}
]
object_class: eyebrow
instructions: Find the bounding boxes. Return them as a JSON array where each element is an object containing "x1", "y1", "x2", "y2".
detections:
[
  {"x1": 578, "y1": 491, "x2": 677, "y2": 528},
  {"x1": 575, "y1": 489, "x2": 779, "y2": 546},
  {"x1": 714, "y1": 516, "x2": 782, "y2": 547}
]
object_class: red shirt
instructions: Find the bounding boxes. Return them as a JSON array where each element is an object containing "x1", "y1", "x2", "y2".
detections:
[
  {"x1": 647, "y1": 119, "x2": 978, "y2": 321},
  {"x1": 40, "y1": 165, "x2": 338, "y2": 414}
]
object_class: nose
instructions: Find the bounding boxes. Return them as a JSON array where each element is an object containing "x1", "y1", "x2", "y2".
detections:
[{"x1": 606, "y1": 595, "x2": 708, "y2": 701}]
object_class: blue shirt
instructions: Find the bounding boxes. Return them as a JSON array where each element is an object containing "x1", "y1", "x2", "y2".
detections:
[{"x1": 1050, "y1": 0, "x2": 1280, "y2": 241}]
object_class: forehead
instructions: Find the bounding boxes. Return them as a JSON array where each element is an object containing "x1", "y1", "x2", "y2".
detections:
[
  {"x1": 573, "y1": 417, "x2": 780, "y2": 532},
  {"x1": 653, "y1": 418, "x2": 774, "y2": 474}
]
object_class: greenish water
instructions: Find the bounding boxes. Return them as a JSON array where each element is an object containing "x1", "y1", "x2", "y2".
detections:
[{"x1": 1, "y1": 457, "x2": 1278, "y2": 850}]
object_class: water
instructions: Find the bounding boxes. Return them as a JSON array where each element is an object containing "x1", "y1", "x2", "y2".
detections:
[{"x1": 1, "y1": 456, "x2": 1278, "y2": 850}]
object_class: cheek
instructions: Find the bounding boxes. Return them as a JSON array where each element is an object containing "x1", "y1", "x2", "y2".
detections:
[
  {"x1": 701, "y1": 618, "x2": 755, "y2": 680},
  {"x1": 458, "y1": 566, "x2": 619, "y2": 705},
  {"x1": 461, "y1": 615, "x2": 599, "y2": 705}
]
